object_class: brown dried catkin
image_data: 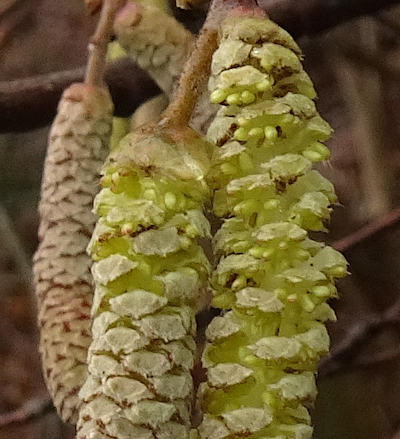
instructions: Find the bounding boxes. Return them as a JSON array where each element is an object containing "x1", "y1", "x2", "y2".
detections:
[{"x1": 33, "y1": 83, "x2": 113, "y2": 423}]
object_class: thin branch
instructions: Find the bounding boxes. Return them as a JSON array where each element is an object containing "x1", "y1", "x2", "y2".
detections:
[
  {"x1": 333, "y1": 206, "x2": 400, "y2": 252},
  {"x1": 0, "y1": 59, "x2": 160, "y2": 132},
  {"x1": 2, "y1": 0, "x2": 400, "y2": 132},
  {"x1": 85, "y1": 0, "x2": 125, "y2": 87},
  {"x1": 161, "y1": 22, "x2": 218, "y2": 126},
  {"x1": 0, "y1": 396, "x2": 54, "y2": 428},
  {"x1": 162, "y1": 0, "x2": 261, "y2": 126},
  {"x1": 319, "y1": 297, "x2": 400, "y2": 377},
  {"x1": 84, "y1": 0, "x2": 103, "y2": 15},
  {"x1": 260, "y1": 0, "x2": 400, "y2": 38}
]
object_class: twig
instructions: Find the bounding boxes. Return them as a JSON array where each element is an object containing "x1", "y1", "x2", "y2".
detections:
[
  {"x1": 160, "y1": 21, "x2": 218, "y2": 126},
  {"x1": 0, "y1": 59, "x2": 160, "y2": 132},
  {"x1": 162, "y1": 0, "x2": 260, "y2": 126},
  {"x1": 0, "y1": 396, "x2": 54, "y2": 428},
  {"x1": 319, "y1": 297, "x2": 400, "y2": 377},
  {"x1": 333, "y1": 206, "x2": 400, "y2": 252},
  {"x1": 85, "y1": 0, "x2": 125, "y2": 87},
  {"x1": 2, "y1": 0, "x2": 400, "y2": 132},
  {"x1": 84, "y1": 0, "x2": 103, "y2": 15},
  {"x1": 260, "y1": 0, "x2": 400, "y2": 37}
]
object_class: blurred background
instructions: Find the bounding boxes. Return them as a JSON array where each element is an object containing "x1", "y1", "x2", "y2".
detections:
[{"x1": 1, "y1": 1, "x2": 400, "y2": 438}]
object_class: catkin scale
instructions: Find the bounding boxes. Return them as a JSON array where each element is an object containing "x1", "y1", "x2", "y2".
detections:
[
  {"x1": 76, "y1": 122, "x2": 212, "y2": 439},
  {"x1": 33, "y1": 84, "x2": 113, "y2": 423},
  {"x1": 200, "y1": 16, "x2": 348, "y2": 439}
]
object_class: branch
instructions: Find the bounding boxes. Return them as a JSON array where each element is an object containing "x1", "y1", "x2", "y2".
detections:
[
  {"x1": 260, "y1": 0, "x2": 400, "y2": 37},
  {"x1": 319, "y1": 297, "x2": 400, "y2": 377},
  {"x1": 0, "y1": 59, "x2": 160, "y2": 132},
  {"x1": 333, "y1": 206, "x2": 400, "y2": 253},
  {"x1": 0, "y1": 396, "x2": 54, "y2": 428},
  {"x1": 85, "y1": 0, "x2": 125, "y2": 86},
  {"x1": 1, "y1": 0, "x2": 400, "y2": 132}
]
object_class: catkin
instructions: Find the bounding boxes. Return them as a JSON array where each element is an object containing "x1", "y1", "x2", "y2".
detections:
[
  {"x1": 199, "y1": 16, "x2": 348, "y2": 439},
  {"x1": 114, "y1": 1, "x2": 195, "y2": 96},
  {"x1": 76, "y1": 123, "x2": 212, "y2": 439},
  {"x1": 33, "y1": 84, "x2": 113, "y2": 423}
]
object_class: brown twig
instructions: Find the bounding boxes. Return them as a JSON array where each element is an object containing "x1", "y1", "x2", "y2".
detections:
[
  {"x1": 260, "y1": 0, "x2": 400, "y2": 37},
  {"x1": 162, "y1": 0, "x2": 260, "y2": 126},
  {"x1": 0, "y1": 205, "x2": 32, "y2": 290},
  {"x1": 85, "y1": 0, "x2": 125, "y2": 87},
  {"x1": 2, "y1": 0, "x2": 400, "y2": 132},
  {"x1": 0, "y1": 396, "x2": 54, "y2": 428},
  {"x1": 332, "y1": 206, "x2": 400, "y2": 252},
  {"x1": 0, "y1": 59, "x2": 160, "y2": 132},
  {"x1": 319, "y1": 297, "x2": 400, "y2": 377},
  {"x1": 160, "y1": 25, "x2": 218, "y2": 126}
]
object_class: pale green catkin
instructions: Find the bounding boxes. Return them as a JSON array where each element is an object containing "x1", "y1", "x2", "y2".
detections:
[
  {"x1": 114, "y1": 1, "x2": 194, "y2": 96},
  {"x1": 199, "y1": 16, "x2": 348, "y2": 439},
  {"x1": 33, "y1": 84, "x2": 113, "y2": 423},
  {"x1": 76, "y1": 123, "x2": 212, "y2": 439}
]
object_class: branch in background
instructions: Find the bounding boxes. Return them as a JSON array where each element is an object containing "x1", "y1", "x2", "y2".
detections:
[
  {"x1": 84, "y1": 0, "x2": 125, "y2": 86},
  {"x1": 1, "y1": 0, "x2": 400, "y2": 133},
  {"x1": 319, "y1": 297, "x2": 400, "y2": 377},
  {"x1": 261, "y1": 0, "x2": 400, "y2": 37},
  {"x1": 0, "y1": 59, "x2": 160, "y2": 132},
  {"x1": 333, "y1": 206, "x2": 400, "y2": 252},
  {"x1": 0, "y1": 396, "x2": 54, "y2": 428}
]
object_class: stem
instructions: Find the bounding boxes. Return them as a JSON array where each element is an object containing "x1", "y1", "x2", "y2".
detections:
[
  {"x1": 85, "y1": 0, "x2": 125, "y2": 87},
  {"x1": 161, "y1": 0, "x2": 260, "y2": 127},
  {"x1": 160, "y1": 21, "x2": 218, "y2": 126}
]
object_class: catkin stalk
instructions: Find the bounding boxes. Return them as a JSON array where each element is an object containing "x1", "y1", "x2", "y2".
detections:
[
  {"x1": 199, "y1": 15, "x2": 348, "y2": 439},
  {"x1": 33, "y1": 84, "x2": 113, "y2": 423}
]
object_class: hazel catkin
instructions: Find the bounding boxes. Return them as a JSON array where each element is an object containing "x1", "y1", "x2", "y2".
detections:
[
  {"x1": 76, "y1": 122, "x2": 213, "y2": 439},
  {"x1": 199, "y1": 14, "x2": 348, "y2": 439},
  {"x1": 33, "y1": 84, "x2": 113, "y2": 423}
]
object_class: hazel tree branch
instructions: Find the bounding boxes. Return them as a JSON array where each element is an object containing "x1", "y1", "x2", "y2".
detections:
[
  {"x1": 0, "y1": 59, "x2": 160, "y2": 132},
  {"x1": 1, "y1": 0, "x2": 400, "y2": 133},
  {"x1": 333, "y1": 206, "x2": 400, "y2": 253},
  {"x1": 85, "y1": 0, "x2": 125, "y2": 86},
  {"x1": 261, "y1": 0, "x2": 400, "y2": 37},
  {"x1": 319, "y1": 296, "x2": 400, "y2": 377}
]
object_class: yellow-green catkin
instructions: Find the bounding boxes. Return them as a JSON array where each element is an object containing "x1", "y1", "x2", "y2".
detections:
[
  {"x1": 199, "y1": 15, "x2": 348, "y2": 439},
  {"x1": 76, "y1": 123, "x2": 212, "y2": 439}
]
